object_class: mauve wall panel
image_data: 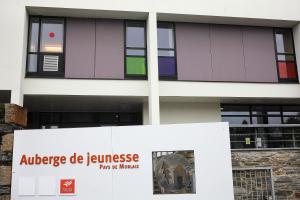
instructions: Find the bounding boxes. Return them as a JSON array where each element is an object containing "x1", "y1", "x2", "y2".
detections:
[
  {"x1": 95, "y1": 20, "x2": 124, "y2": 79},
  {"x1": 176, "y1": 23, "x2": 212, "y2": 81},
  {"x1": 210, "y1": 25, "x2": 246, "y2": 81},
  {"x1": 243, "y1": 27, "x2": 278, "y2": 82},
  {"x1": 65, "y1": 18, "x2": 95, "y2": 78}
]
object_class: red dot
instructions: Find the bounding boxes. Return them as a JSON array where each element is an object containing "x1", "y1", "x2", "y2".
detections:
[{"x1": 49, "y1": 32, "x2": 55, "y2": 38}]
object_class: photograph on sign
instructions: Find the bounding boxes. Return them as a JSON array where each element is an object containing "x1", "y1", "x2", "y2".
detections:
[{"x1": 152, "y1": 150, "x2": 196, "y2": 194}]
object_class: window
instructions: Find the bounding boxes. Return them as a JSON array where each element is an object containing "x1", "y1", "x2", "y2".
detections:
[
  {"x1": 125, "y1": 21, "x2": 147, "y2": 78},
  {"x1": 222, "y1": 104, "x2": 300, "y2": 149},
  {"x1": 157, "y1": 23, "x2": 177, "y2": 79},
  {"x1": 274, "y1": 29, "x2": 298, "y2": 82},
  {"x1": 26, "y1": 17, "x2": 65, "y2": 76}
]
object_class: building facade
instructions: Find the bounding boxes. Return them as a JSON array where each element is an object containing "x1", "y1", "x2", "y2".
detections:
[{"x1": 0, "y1": 0, "x2": 300, "y2": 199}]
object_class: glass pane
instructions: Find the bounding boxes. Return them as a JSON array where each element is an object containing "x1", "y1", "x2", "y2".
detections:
[
  {"x1": 126, "y1": 22, "x2": 145, "y2": 48},
  {"x1": 221, "y1": 116, "x2": 251, "y2": 124},
  {"x1": 275, "y1": 30, "x2": 294, "y2": 54},
  {"x1": 27, "y1": 54, "x2": 38, "y2": 72},
  {"x1": 252, "y1": 105, "x2": 281, "y2": 115},
  {"x1": 282, "y1": 106, "x2": 300, "y2": 115},
  {"x1": 277, "y1": 54, "x2": 295, "y2": 61},
  {"x1": 278, "y1": 61, "x2": 297, "y2": 79},
  {"x1": 283, "y1": 116, "x2": 300, "y2": 124},
  {"x1": 252, "y1": 116, "x2": 282, "y2": 124},
  {"x1": 126, "y1": 49, "x2": 145, "y2": 56},
  {"x1": 28, "y1": 19, "x2": 39, "y2": 52},
  {"x1": 126, "y1": 57, "x2": 146, "y2": 75},
  {"x1": 157, "y1": 23, "x2": 174, "y2": 49},
  {"x1": 158, "y1": 57, "x2": 176, "y2": 77},
  {"x1": 158, "y1": 50, "x2": 174, "y2": 57},
  {"x1": 40, "y1": 18, "x2": 64, "y2": 53},
  {"x1": 221, "y1": 105, "x2": 250, "y2": 115}
]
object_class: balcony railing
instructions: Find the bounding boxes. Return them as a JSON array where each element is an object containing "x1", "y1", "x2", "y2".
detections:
[{"x1": 230, "y1": 124, "x2": 300, "y2": 150}]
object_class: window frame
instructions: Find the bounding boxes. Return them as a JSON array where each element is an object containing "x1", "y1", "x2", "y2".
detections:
[
  {"x1": 26, "y1": 16, "x2": 66, "y2": 78},
  {"x1": 273, "y1": 28, "x2": 298, "y2": 83},
  {"x1": 221, "y1": 104, "x2": 300, "y2": 125},
  {"x1": 157, "y1": 22, "x2": 178, "y2": 80},
  {"x1": 124, "y1": 20, "x2": 148, "y2": 80}
]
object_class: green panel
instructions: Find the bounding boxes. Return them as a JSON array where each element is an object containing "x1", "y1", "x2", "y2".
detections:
[{"x1": 126, "y1": 57, "x2": 146, "y2": 75}]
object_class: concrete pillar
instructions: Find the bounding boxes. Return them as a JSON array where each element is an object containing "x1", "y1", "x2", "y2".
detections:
[
  {"x1": 293, "y1": 22, "x2": 300, "y2": 83},
  {"x1": 147, "y1": 12, "x2": 160, "y2": 125}
]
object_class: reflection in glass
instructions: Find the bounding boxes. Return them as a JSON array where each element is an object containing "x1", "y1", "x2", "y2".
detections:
[
  {"x1": 222, "y1": 116, "x2": 251, "y2": 124},
  {"x1": 27, "y1": 54, "x2": 38, "y2": 72},
  {"x1": 157, "y1": 26, "x2": 174, "y2": 49},
  {"x1": 283, "y1": 116, "x2": 300, "y2": 124},
  {"x1": 275, "y1": 31, "x2": 294, "y2": 54},
  {"x1": 40, "y1": 19, "x2": 64, "y2": 53},
  {"x1": 252, "y1": 116, "x2": 282, "y2": 124},
  {"x1": 29, "y1": 20, "x2": 39, "y2": 52},
  {"x1": 277, "y1": 55, "x2": 295, "y2": 61},
  {"x1": 252, "y1": 106, "x2": 281, "y2": 115},
  {"x1": 126, "y1": 25, "x2": 145, "y2": 48},
  {"x1": 158, "y1": 50, "x2": 175, "y2": 57},
  {"x1": 126, "y1": 49, "x2": 145, "y2": 56}
]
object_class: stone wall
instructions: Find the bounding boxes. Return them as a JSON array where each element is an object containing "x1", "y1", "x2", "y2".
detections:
[
  {"x1": 0, "y1": 104, "x2": 27, "y2": 200},
  {"x1": 232, "y1": 150, "x2": 300, "y2": 200}
]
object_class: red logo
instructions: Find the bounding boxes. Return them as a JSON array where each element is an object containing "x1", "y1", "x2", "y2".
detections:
[
  {"x1": 49, "y1": 32, "x2": 55, "y2": 38},
  {"x1": 60, "y1": 179, "x2": 75, "y2": 194}
]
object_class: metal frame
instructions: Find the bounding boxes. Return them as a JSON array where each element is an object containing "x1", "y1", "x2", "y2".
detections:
[
  {"x1": 157, "y1": 22, "x2": 178, "y2": 80},
  {"x1": 28, "y1": 111, "x2": 143, "y2": 129},
  {"x1": 124, "y1": 20, "x2": 148, "y2": 80},
  {"x1": 221, "y1": 104, "x2": 300, "y2": 124},
  {"x1": 26, "y1": 16, "x2": 66, "y2": 78},
  {"x1": 232, "y1": 167, "x2": 275, "y2": 200},
  {"x1": 229, "y1": 124, "x2": 300, "y2": 150},
  {"x1": 273, "y1": 28, "x2": 299, "y2": 83}
]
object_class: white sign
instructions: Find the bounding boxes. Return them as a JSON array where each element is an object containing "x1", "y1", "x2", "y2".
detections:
[{"x1": 12, "y1": 123, "x2": 234, "y2": 200}]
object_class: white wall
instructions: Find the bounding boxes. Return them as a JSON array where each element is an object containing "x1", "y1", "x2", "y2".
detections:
[
  {"x1": 159, "y1": 102, "x2": 221, "y2": 125},
  {"x1": 160, "y1": 81, "x2": 300, "y2": 98},
  {"x1": 24, "y1": 0, "x2": 300, "y2": 22},
  {"x1": 0, "y1": 1, "x2": 27, "y2": 105}
]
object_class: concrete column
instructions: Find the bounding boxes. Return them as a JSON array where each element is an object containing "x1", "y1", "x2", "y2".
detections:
[
  {"x1": 293, "y1": 22, "x2": 300, "y2": 83},
  {"x1": 147, "y1": 12, "x2": 160, "y2": 125}
]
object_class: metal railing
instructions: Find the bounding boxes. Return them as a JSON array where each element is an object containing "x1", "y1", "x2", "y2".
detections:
[
  {"x1": 230, "y1": 124, "x2": 300, "y2": 150},
  {"x1": 233, "y1": 168, "x2": 275, "y2": 200}
]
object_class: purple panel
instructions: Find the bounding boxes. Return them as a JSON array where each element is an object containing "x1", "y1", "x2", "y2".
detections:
[
  {"x1": 210, "y1": 25, "x2": 246, "y2": 82},
  {"x1": 65, "y1": 18, "x2": 95, "y2": 78},
  {"x1": 243, "y1": 27, "x2": 278, "y2": 82},
  {"x1": 158, "y1": 57, "x2": 176, "y2": 77},
  {"x1": 95, "y1": 19, "x2": 124, "y2": 79},
  {"x1": 176, "y1": 23, "x2": 212, "y2": 81}
]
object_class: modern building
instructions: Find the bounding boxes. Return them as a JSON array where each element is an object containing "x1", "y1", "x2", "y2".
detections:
[{"x1": 0, "y1": 0, "x2": 300, "y2": 199}]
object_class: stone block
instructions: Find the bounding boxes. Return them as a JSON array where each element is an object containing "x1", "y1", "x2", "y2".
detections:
[
  {"x1": 0, "y1": 166, "x2": 12, "y2": 185},
  {"x1": 0, "y1": 195, "x2": 10, "y2": 200},
  {"x1": 0, "y1": 133, "x2": 13, "y2": 152},
  {"x1": 4, "y1": 104, "x2": 27, "y2": 127}
]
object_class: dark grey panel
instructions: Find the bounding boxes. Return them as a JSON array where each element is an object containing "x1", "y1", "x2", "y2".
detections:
[
  {"x1": 176, "y1": 23, "x2": 212, "y2": 81},
  {"x1": 243, "y1": 27, "x2": 278, "y2": 82},
  {"x1": 95, "y1": 19, "x2": 124, "y2": 79},
  {"x1": 65, "y1": 18, "x2": 95, "y2": 78},
  {"x1": 210, "y1": 25, "x2": 246, "y2": 82}
]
